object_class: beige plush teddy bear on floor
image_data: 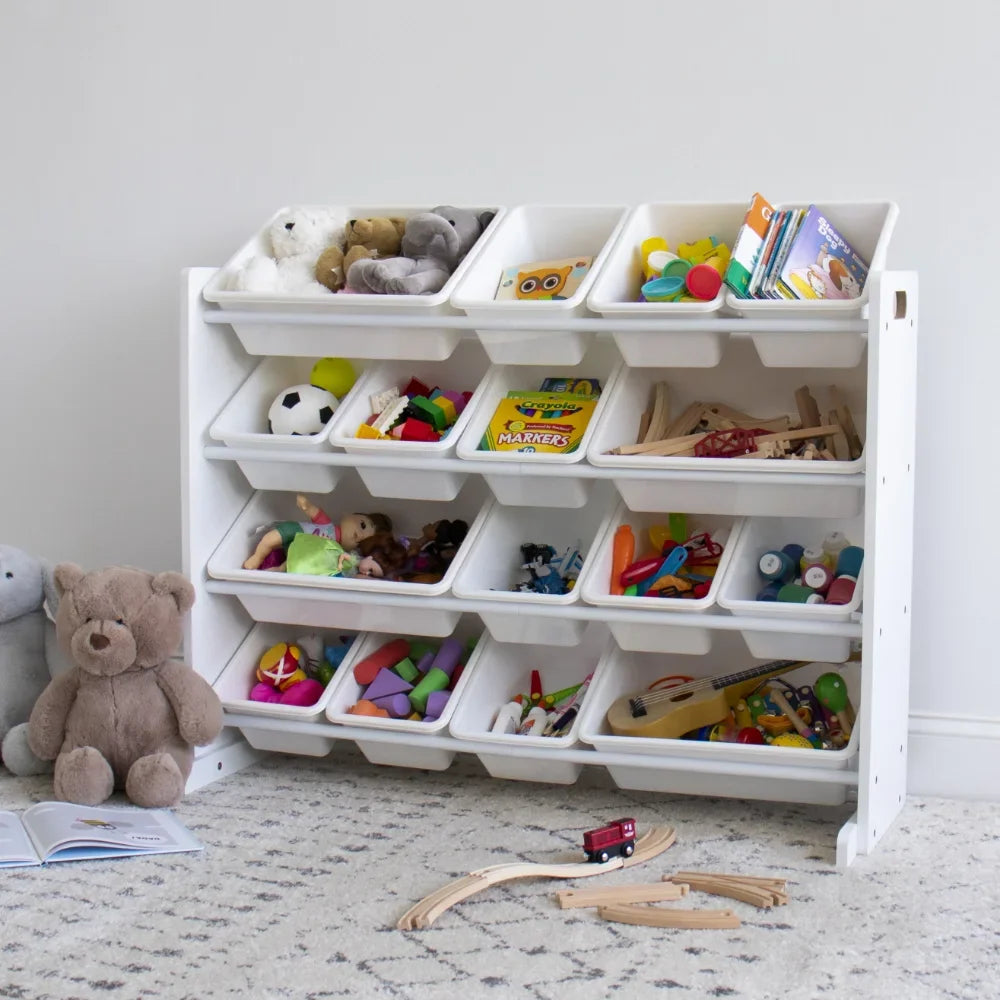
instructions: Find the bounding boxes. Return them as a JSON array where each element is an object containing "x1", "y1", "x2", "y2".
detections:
[{"x1": 28, "y1": 564, "x2": 223, "y2": 808}]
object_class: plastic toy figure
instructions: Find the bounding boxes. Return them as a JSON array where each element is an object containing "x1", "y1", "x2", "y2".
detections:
[{"x1": 243, "y1": 494, "x2": 391, "y2": 571}]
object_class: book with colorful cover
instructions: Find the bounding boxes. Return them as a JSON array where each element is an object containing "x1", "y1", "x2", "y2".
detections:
[
  {"x1": 480, "y1": 391, "x2": 599, "y2": 453},
  {"x1": 777, "y1": 205, "x2": 869, "y2": 301},
  {"x1": 0, "y1": 801, "x2": 203, "y2": 868},
  {"x1": 763, "y1": 208, "x2": 805, "y2": 299},
  {"x1": 724, "y1": 192, "x2": 775, "y2": 298},
  {"x1": 748, "y1": 209, "x2": 786, "y2": 298}
]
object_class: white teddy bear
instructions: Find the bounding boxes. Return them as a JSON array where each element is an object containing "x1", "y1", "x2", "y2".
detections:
[{"x1": 228, "y1": 207, "x2": 344, "y2": 295}]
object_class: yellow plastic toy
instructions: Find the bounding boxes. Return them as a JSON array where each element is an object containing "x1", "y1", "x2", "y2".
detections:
[{"x1": 639, "y1": 237, "x2": 677, "y2": 282}]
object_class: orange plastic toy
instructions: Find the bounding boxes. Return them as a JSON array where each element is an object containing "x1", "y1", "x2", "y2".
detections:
[{"x1": 610, "y1": 524, "x2": 636, "y2": 596}]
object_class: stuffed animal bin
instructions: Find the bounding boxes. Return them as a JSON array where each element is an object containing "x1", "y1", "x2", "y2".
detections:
[{"x1": 28, "y1": 564, "x2": 223, "y2": 808}]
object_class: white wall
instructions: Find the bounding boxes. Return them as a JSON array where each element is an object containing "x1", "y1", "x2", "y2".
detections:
[{"x1": 2, "y1": 0, "x2": 997, "y2": 795}]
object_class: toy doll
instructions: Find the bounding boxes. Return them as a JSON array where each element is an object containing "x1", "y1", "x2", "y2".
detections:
[
  {"x1": 355, "y1": 532, "x2": 409, "y2": 580},
  {"x1": 243, "y1": 494, "x2": 391, "y2": 571},
  {"x1": 284, "y1": 533, "x2": 362, "y2": 578}
]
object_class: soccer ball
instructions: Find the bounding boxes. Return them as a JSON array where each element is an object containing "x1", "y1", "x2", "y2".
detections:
[{"x1": 268, "y1": 383, "x2": 339, "y2": 436}]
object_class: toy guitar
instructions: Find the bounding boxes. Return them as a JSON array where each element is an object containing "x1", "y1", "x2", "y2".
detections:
[{"x1": 606, "y1": 659, "x2": 812, "y2": 739}]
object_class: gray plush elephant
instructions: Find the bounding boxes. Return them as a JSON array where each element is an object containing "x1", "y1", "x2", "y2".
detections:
[
  {"x1": 0, "y1": 545, "x2": 69, "y2": 775},
  {"x1": 347, "y1": 205, "x2": 495, "y2": 295}
]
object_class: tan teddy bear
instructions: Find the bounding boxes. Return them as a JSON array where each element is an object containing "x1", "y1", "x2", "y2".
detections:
[
  {"x1": 27, "y1": 564, "x2": 223, "y2": 808},
  {"x1": 314, "y1": 217, "x2": 407, "y2": 291}
]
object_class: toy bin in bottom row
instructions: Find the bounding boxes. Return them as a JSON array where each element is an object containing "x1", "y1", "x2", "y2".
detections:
[
  {"x1": 450, "y1": 481, "x2": 617, "y2": 646},
  {"x1": 324, "y1": 615, "x2": 485, "y2": 770},
  {"x1": 717, "y1": 514, "x2": 865, "y2": 663},
  {"x1": 204, "y1": 471, "x2": 492, "y2": 636},
  {"x1": 455, "y1": 338, "x2": 624, "y2": 508},
  {"x1": 212, "y1": 622, "x2": 365, "y2": 756},
  {"x1": 326, "y1": 339, "x2": 492, "y2": 501},
  {"x1": 208, "y1": 355, "x2": 368, "y2": 494},
  {"x1": 577, "y1": 503, "x2": 742, "y2": 655},
  {"x1": 576, "y1": 630, "x2": 860, "y2": 806},
  {"x1": 448, "y1": 623, "x2": 612, "y2": 784}
]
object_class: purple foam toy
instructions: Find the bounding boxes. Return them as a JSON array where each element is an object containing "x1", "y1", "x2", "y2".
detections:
[
  {"x1": 364, "y1": 667, "x2": 414, "y2": 702},
  {"x1": 431, "y1": 638, "x2": 463, "y2": 678},
  {"x1": 425, "y1": 690, "x2": 451, "y2": 718},
  {"x1": 371, "y1": 693, "x2": 413, "y2": 718}
]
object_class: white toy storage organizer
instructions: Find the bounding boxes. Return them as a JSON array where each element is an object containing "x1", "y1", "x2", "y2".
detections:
[{"x1": 182, "y1": 202, "x2": 916, "y2": 869}]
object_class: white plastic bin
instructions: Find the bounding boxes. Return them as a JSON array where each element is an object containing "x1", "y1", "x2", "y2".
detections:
[
  {"x1": 717, "y1": 514, "x2": 864, "y2": 663},
  {"x1": 455, "y1": 338, "x2": 623, "y2": 507},
  {"x1": 587, "y1": 202, "x2": 748, "y2": 366},
  {"x1": 447, "y1": 625, "x2": 611, "y2": 784},
  {"x1": 577, "y1": 634, "x2": 860, "y2": 805},
  {"x1": 202, "y1": 204, "x2": 505, "y2": 361},
  {"x1": 724, "y1": 201, "x2": 898, "y2": 367},
  {"x1": 578, "y1": 504, "x2": 742, "y2": 655},
  {"x1": 586, "y1": 337, "x2": 867, "y2": 517},
  {"x1": 451, "y1": 481, "x2": 617, "y2": 645},
  {"x1": 324, "y1": 616, "x2": 485, "y2": 770},
  {"x1": 326, "y1": 339, "x2": 491, "y2": 501},
  {"x1": 213, "y1": 622, "x2": 363, "y2": 756},
  {"x1": 205, "y1": 472, "x2": 493, "y2": 636},
  {"x1": 450, "y1": 204, "x2": 628, "y2": 365},
  {"x1": 209, "y1": 356, "x2": 368, "y2": 493}
]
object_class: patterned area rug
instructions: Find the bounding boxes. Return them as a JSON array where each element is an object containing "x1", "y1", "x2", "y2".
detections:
[{"x1": 1, "y1": 748, "x2": 997, "y2": 1000}]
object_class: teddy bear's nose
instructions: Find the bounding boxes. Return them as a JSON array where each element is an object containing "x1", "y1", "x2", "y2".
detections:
[
  {"x1": 90, "y1": 634, "x2": 110, "y2": 651},
  {"x1": 284, "y1": 222, "x2": 295, "y2": 231}
]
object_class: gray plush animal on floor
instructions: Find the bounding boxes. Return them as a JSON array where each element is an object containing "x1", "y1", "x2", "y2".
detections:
[
  {"x1": 0, "y1": 545, "x2": 69, "y2": 775},
  {"x1": 347, "y1": 206, "x2": 495, "y2": 295}
]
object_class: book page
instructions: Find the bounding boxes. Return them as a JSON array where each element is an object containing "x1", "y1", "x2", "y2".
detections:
[
  {"x1": 22, "y1": 801, "x2": 203, "y2": 861},
  {"x1": 0, "y1": 811, "x2": 41, "y2": 867}
]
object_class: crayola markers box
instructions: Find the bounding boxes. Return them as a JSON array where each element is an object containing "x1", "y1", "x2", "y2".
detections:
[{"x1": 479, "y1": 391, "x2": 599, "y2": 454}]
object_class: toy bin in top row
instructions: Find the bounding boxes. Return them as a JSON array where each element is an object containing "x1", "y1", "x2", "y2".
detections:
[
  {"x1": 455, "y1": 338, "x2": 624, "y2": 507},
  {"x1": 577, "y1": 504, "x2": 743, "y2": 655},
  {"x1": 324, "y1": 615, "x2": 485, "y2": 770},
  {"x1": 209, "y1": 355, "x2": 369, "y2": 494},
  {"x1": 717, "y1": 513, "x2": 865, "y2": 663},
  {"x1": 202, "y1": 204, "x2": 506, "y2": 360},
  {"x1": 447, "y1": 624, "x2": 612, "y2": 784},
  {"x1": 450, "y1": 204, "x2": 628, "y2": 366},
  {"x1": 326, "y1": 339, "x2": 492, "y2": 501},
  {"x1": 212, "y1": 621, "x2": 364, "y2": 756},
  {"x1": 576, "y1": 631, "x2": 860, "y2": 805},
  {"x1": 451, "y1": 481, "x2": 618, "y2": 646},
  {"x1": 724, "y1": 200, "x2": 898, "y2": 368},
  {"x1": 585, "y1": 335, "x2": 867, "y2": 518},
  {"x1": 205, "y1": 471, "x2": 492, "y2": 637},
  {"x1": 586, "y1": 202, "x2": 748, "y2": 367}
]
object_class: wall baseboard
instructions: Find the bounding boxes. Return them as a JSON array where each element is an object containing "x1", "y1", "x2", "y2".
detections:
[{"x1": 907, "y1": 712, "x2": 1000, "y2": 799}]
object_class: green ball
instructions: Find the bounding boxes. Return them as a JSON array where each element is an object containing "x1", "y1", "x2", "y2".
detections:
[{"x1": 311, "y1": 357, "x2": 356, "y2": 398}]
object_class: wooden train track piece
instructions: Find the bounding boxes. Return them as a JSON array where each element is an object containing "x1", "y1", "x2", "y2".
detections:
[
  {"x1": 396, "y1": 825, "x2": 676, "y2": 930},
  {"x1": 555, "y1": 881, "x2": 689, "y2": 909},
  {"x1": 643, "y1": 382, "x2": 671, "y2": 443},
  {"x1": 598, "y1": 904, "x2": 740, "y2": 929},
  {"x1": 667, "y1": 871, "x2": 789, "y2": 908}
]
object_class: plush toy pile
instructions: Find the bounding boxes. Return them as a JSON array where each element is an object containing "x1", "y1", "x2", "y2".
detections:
[{"x1": 228, "y1": 206, "x2": 495, "y2": 296}]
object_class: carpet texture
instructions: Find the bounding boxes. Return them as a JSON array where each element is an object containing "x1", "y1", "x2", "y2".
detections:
[{"x1": 0, "y1": 748, "x2": 997, "y2": 1000}]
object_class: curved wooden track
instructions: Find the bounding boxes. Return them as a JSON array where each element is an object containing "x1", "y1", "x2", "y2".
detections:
[{"x1": 397, "y1": 825, "x2": 676, "y2": 930}]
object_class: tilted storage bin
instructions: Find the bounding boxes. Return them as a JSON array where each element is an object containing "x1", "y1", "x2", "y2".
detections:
[
  {"x1": 577, "y1": 632, "x2": 860, "y2": 805},
  {"x1": 209, "y1": 355, "x2": 369, "y2": 493},
  {"x1": 586, "y1": 336, "x2": 867, "y2": 517},
  {"x1": 324, "y1": 615, "x2": 485, "y2": 770},
  {"x1": 450, "y1": 204, "x2": 628, "y2": 365},
  {"x1": 202, "y1": 204, "x2": 504, "y2": 360},
  {"x1": 578, "y1": 503, "x2": 743, "y2": 655},
  {"x1": 448, "y1": 625, "x2": 611, "y2": 784},
  {"x1": 451, "y1": 481, "x2": 617, "y2": 645},
  {"x1": 327, "y1": 339, "x2": 492, "y2": 501},
  {"x1": 455, "y1": 338, "x2": 623, "y2": 507},
  {"x1": 717, "y1": 513, "x2": 865, "y2": 663},
  {"x1": 587, "y1": 201, "x2": 748, "y2": 366},
  {"x1": 205, "y1": 471, "x2": 492, "y2": 636},
  {"x1": 724, "y1": 200, "x2": 898, "y2": 367},
  {"x1": 213, "y1": 621, "x2": 364, "y2": 756}
]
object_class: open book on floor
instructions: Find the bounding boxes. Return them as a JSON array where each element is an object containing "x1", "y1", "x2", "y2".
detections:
[{"x1": 0, "y1": 801, "x2": 203, "y2": 868}]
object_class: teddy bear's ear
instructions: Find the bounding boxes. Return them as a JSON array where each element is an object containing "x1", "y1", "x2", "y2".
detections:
[
  {"x1": 478, "y1": 211, "x2": 497, "y2": 232},
  {"x1": 53, "y1": 563, "x2": 86, "y2": 598},
  {"x1": 151, "y1": 572, "x2": 196, "y2": 615}
]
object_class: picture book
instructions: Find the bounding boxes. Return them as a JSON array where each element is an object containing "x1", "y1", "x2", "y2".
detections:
[
  {"x1": 480, "y1": 391, "x2": 599, "y2": 453},
  {"x1": 724, "y1": 192, "x2": 774, "y2": 298},
  {"x1": 763, "y1": 208, "x2": 805, "y2": 299},
  {"x1": 0, "y1": 801, "x2": 203, "y2": 868},
  {"x1": 747, "y1": 209, "x2": 785, "y2": 299},
  {"x1": 778, "y1": 205, "x2": 869, "y2": 301},
  {"x1": 495, "y1": 256, "x2": 593, "y2": 301}
]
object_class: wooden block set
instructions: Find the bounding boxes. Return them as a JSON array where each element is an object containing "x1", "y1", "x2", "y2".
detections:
[{"x1": 609, "y1": 382, "x2": 863, "y2": 462}]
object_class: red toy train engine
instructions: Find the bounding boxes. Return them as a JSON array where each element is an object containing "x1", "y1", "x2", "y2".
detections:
[{"x1": 582, "y1": 817, "x2": 637, "y2": 863}]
